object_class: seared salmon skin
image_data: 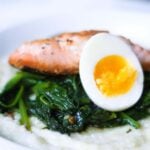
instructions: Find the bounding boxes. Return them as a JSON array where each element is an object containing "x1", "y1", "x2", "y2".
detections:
[{"x1": 9, "y1": 30, "x2": 150, "y2": 74}]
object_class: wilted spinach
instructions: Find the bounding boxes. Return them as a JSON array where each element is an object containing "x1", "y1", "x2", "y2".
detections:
[{"x1": 0, "y1": 71, "x2": 149, "y2": 134}]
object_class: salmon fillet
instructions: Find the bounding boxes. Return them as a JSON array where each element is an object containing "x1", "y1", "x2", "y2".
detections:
[{"x1": 9, "y1": 30, "x2": 150, "y2": 74}]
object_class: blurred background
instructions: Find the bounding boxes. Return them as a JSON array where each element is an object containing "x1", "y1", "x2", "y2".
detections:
[
  {"x1": 0, "y1": 0, "x2": 150, "y2": 31},
  {"x1": 0, "y1": 0, "x2": 150, "y2": 48}
]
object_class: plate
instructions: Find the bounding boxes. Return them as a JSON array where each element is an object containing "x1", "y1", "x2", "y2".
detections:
[{"x1": 0, "y1": 11, "x2": 150, "y2": 149}]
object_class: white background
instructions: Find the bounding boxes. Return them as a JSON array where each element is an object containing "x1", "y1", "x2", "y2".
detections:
[{"x1": 0, "y1": 0, "x2": 150, "y2": 31}]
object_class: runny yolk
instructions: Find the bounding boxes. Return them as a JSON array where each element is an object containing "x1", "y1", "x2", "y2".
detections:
[{"x1": 94, "y1": 55, "x2": 137, "y2": 97}]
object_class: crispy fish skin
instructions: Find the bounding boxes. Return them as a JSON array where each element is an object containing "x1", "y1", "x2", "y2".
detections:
[
  {"x1": 9, "y1": 30, "x2": 105, "y2": 74},
  {"x1": 9, "y1": 30, "x2": 150, "y2": 74}
]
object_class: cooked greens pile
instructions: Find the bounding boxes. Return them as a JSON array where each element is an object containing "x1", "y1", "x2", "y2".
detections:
[{"x1": 0, "y1": 71, "x2": 150, "y2": 134}]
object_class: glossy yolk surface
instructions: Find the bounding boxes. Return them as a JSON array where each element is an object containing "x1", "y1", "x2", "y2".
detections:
[{"x1": 94, "y1": 55, "x2": 137, "y2": 97}]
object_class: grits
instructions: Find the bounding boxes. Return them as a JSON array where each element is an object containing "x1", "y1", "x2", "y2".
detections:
[{"x1": 0, "y1": 59, "x2": 150, "y2": 150}]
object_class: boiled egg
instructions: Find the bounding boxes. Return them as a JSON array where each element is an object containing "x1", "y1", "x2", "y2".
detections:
[{"x1": 79, "y1": 33, "x2": 144, "y2": 111}]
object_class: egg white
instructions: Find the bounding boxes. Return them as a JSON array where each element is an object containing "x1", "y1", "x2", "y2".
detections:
[{"x1": 79, "y1": 33, "x2": 144, "y2": 111}]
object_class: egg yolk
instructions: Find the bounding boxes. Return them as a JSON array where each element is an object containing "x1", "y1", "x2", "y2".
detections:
[{"x1": 94, "y1": 55, "x2": 137, "y2": 97}]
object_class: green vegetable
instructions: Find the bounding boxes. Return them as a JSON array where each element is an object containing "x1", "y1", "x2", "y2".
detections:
[
  {"x1": 3, "y1": 73, "x2": 22, "y2": 93},
  {"x1": 0, "y1": 71, "x2": 150, "y2": 134},
  {"x1": 120, "y1": 112, "x2": 140, "y2": 129},
  {"x1": 18, "y1": 86, "x2": 31, "y2": 130},
  {"x1": 0, "y1": 85, "x2": 23, "y2": 108}
]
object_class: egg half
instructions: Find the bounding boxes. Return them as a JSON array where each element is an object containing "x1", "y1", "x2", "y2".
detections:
[{"x1": 79, "y1": 33, "x2": 144, "y2": 111}]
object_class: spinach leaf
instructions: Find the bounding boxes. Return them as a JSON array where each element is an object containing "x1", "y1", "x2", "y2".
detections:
[
  {"x1": 18, "y1": 86, "x2": 31, "y2": 130},
  {"x1": 0, "y1": 71, "x2": 149, "y2": 134}
]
